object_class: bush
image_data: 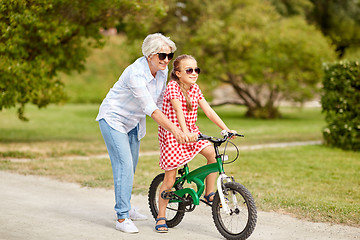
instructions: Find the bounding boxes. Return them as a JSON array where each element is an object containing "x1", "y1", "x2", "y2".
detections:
[{"x1": 321, "y1": 60, "x2": 360, "y2": 151}]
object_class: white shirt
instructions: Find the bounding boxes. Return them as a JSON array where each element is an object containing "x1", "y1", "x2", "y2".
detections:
[{"x1": 96, "y1": 56, "x2": 167, "y2": 140}]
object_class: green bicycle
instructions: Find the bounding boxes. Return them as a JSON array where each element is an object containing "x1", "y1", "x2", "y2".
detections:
[{"x1": 148, "y1": 131, "x2": 257, "y2": 240}]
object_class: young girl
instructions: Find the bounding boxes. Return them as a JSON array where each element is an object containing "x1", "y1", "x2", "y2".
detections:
[{"x1": 155, "y1": 54, "x2": 236, "y2": 233}]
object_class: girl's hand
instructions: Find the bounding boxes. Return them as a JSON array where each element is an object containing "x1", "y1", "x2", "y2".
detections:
[
  {"x1": 229, "y1": 130, "x2": 237, "y2": 139},
  {"x1": 222, "y1": 129, "x2": 237, "y2": 139}
]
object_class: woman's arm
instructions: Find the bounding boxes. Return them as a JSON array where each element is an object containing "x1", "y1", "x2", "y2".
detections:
[
  {"x1": 198, "y1": 98, "x2": 231, "y2": 131},
  {"x1": 151, "y1": 109, "x2": 188, "y2": 144}
]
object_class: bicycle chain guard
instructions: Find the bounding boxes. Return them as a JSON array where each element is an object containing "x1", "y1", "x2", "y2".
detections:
[{"x1": 183, "y1": 194, "x2": 196, "y2": 212}]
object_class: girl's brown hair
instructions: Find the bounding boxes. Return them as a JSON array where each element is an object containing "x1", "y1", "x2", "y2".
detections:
[{"x1": 170, "y1": 54, "x2": 196, "y2": 112}]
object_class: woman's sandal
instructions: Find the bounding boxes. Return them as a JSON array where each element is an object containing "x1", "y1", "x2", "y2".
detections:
[
  {"x1": 155, "y1": 217, "x2": 168, "y2": 233},
  {"x1": 204, "y1": 192, "x2": 215, "y2": 203}
]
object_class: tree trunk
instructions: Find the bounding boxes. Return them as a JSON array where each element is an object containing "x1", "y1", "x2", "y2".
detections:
[
  {"x1": 226, "y1": 74, "x2": 282, "y2": 119},
  {"x1": 245, "y1": 105, "x2": 281, "y2": 119}
]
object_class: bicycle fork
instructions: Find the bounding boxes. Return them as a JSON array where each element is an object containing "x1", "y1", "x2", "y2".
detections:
[{"x1": 217, "y1": 173, "x2": 238, "y2": 214}]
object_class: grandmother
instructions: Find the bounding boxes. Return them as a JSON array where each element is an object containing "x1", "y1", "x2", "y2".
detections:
[{"x1": 96, "y1": 33, "x2": 192, "y2": 234}]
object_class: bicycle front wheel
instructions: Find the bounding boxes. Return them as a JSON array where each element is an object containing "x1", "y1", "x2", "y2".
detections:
[
  {"x1": 148, "y1": 173, "x2": 185, "y2": 228},
  {"x1": 212, "y1": 182, "x2": 257, "y2": 240}
]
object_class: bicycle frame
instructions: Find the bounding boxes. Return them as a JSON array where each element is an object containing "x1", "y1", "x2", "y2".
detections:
[
  {"x1": 169, "y1": 134, "x2": 238, "y2": 211},
  {"x1": 170, "y1": 162, "x2": 219, "y2": 205},
  {"x1": 149, "y1": 132, "x2": 256, "y2": 239}
]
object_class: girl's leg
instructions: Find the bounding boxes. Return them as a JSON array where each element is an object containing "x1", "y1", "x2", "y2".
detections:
[
  {"x1": 200, "y1": 145, "x2": 217, "y2": 201},
  {"x1": 156, "y1": 169, "x2": 177, "y2": 230}
]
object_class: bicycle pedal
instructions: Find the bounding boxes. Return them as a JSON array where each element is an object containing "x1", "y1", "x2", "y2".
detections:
[{"x1": 161, "y1": 189, "x2": 174, "y2": 200}]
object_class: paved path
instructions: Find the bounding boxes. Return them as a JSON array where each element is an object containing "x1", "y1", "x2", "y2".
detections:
[{"x1": 1, "y1": 171, "x2": 359, "y2": 240}]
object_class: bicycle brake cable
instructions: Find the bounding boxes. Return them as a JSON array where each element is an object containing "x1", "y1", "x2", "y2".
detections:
[{"x1": 223, "y1": 139, "x2": 239, "y2": 165}]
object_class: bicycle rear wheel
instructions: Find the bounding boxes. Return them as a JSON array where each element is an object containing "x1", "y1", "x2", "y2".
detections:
[
  {"x1": 148, "y1": 173, "x2": 185, "y2": 228},
  {"x1": 212, "y1": 182, "x2": 257, "y2": 240}
]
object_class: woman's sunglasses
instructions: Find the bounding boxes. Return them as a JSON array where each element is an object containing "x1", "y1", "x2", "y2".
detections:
[
  {"x1": 157, "y1": 52, "x2": 174, "y2": 60},
  {"x1": 185, "y1": 67, "x2": 201, "y2": 74}
]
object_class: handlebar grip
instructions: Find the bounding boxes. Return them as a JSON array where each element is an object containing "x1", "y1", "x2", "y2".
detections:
[
  {"x1": 198, "y1": 133, "x2": 211, "y2": 141},
  {"x1": 227, "y1": 132, "x2": 245, "y2": 138},
  {"x1": 221, "y1": 130, "x2": 244, "y2": 138}
]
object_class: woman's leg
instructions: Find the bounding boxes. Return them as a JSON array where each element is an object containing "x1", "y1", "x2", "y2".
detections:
[
  {"x1": 200, "y1": 145, "x2": 217, "y2": 201},
  {"x1": 127, "y1": 125, "x2": 140, "y2": 174},
  {"x1": 99, "y1": 119, "x2": 138, "y2": 220},
  {"x1": 156, "y1": 169, "x2": 177, "y2": 230}
]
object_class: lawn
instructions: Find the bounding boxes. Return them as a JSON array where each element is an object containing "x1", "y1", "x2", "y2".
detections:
[
  {"x1": 0, "y1": 104, "x2": 324, "y2": 156},
  {"x1": 0, "y1": 104, "x2": 359, "y2": 227}
]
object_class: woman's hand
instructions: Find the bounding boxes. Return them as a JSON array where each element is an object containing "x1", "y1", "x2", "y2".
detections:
[
  {"x1": 186, "y1": 132, "x2": 198, "y2": 143},
  {"x1": 151, "y1": 109, "x2": 190, "y2": 144},
  {"x1": 172, "y1": 128, "x2": 189, "y2": 144}
]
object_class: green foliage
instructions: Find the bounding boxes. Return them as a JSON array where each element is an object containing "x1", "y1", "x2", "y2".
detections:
[
  {"x1": 0, "y1": 0, "x2": 151, "y2": 120},
  {"x1": 123, "y1": 0, "x2": 335, "y2": 118},
  {"x1": 271, "y1": 0, "x2": 360, "y2": 58},
  {"x1": 189, "y1": 0, "x2": 335, "y2": 118},
  {"x1": 310, "y1": 0, "x2": 360, "y2": 58},
  {"x1": 321, "y1": 60, "x2": 360, "y2": 151},
  {"x1": 270, "y1": 0, "x2": 314, "y2": 17},
  {"x1": 60, "y1": 35, "x2": 132, "y2": 103}
]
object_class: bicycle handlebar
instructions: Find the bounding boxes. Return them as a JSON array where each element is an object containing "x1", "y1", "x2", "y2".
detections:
[{"x1": 198, "y1": 132, "x2": 244, "y2": 143}]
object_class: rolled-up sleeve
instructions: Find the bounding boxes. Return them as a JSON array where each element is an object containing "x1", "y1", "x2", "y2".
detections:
[{"x1": 127, "y1": 73, "x2": 158, "y2": 116}]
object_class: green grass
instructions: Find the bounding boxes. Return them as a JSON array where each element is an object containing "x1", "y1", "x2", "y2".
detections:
[
  {"x1": 1, "y1": 104, "x2": 359, "y2": 227},
  {"x1": 0, "y1": 104, "x2": 100, "y2": 142},
  {"x1": 142, "y1": 105, "x2": 325, "y2": 151},
  {"x1": 0, "y1": 104, "x2": 324, "y2": 155},
  {"x1": 0, "y1": 104, "x2": 106, "y2": 158},
  {"x1": 226, "y1": 145, "x2": 360, "y2": 226}
]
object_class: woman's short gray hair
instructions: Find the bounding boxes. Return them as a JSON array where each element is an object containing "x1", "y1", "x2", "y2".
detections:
[{"x1": 142, "y1": 33, "x2": 177, "y2": 57}]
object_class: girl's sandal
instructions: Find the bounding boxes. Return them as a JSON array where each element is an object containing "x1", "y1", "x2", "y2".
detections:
[
  {"x1": 204, "y1": 192, "x2": 215, "y2": 203},
  {"x1": 155, "y1": 217, "x2": 168, "y2": 233}
]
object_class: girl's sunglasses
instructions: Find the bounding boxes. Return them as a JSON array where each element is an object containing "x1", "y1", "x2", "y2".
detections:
[
  {"x1": 157, "y1": 52, "x2": 174, "y2": 60},
  {"x1": 185, "y1": 67, "x2": 201, "y2": 74}
]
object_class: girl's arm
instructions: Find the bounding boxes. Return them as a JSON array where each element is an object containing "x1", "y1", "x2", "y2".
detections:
[
  {"x1": 170, "y1": 99, "x2": 198, "y2": 141},
  {"x1": 198, "y1": 98, "x2": 231, "y2": 132},
  {"x1": 170, "y1": 99, "x2": 190, "y2": 133}
]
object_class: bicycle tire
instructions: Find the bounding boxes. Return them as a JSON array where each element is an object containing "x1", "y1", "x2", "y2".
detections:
[
  {"x1": 212, "y1": 182, "x2": 257, "y2": 240},
  {"x1": 148, "y1": 173, "x2": 185, "y2": 228}
]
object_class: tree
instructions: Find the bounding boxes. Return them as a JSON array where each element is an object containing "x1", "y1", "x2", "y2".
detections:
[
  {"x1": 189, "y1": 0, "x2": 335, "y2": 118},
  {"x1": 0, "y1": 0, "x2": 163, "y2": 120},
  {"x1": 309, "y1": 0, "x2": 360, "y2": 58},
  {"x1": 127, "y1": 0, "x2": 335, "y2": 118},
  {"x1": 270, "y1": 0, "x2": 360, "y2": 58}
]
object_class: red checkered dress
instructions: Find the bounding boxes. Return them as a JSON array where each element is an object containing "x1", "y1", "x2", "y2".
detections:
[{"x1": 158, "y1": 80, "x2": 211, "y2": 171}]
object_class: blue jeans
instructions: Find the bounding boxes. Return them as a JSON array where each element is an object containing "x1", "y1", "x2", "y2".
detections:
[{"x1": 98, "y1": 119, "x2": 140, "y2": 219}]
